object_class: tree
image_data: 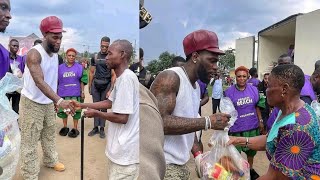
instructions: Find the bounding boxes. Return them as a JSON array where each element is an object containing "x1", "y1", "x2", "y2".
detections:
[
  {"x1": 219, "y1": 48, "x2": 235, "y2": 70},
  {"x1": 146, "y1": 51, "x2": 176, "y2": 74}
]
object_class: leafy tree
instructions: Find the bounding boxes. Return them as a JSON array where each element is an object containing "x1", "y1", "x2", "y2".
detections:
[
  {"x1": 219, "y1": 48, "x2": 235, "y2": 70},
  {"x1": 146, "y1": 51, "x2": 176, "y2": 74}
]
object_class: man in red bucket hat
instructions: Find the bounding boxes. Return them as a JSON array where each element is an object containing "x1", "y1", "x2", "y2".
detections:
[
  {"x1": 150, "y1": 29, "x2": 231, "y2": 179},
  {"x1": 19, "y1": 16, "x2": 74, "y2": 180}
]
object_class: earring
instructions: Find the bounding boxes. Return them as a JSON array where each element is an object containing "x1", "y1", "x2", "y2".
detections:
[
  {"x1": 193, "y1": 60, "x2": 197, "y2": 64},
  {"x1": 281, "y1": 94, "x2": 284, "y2": 97}
]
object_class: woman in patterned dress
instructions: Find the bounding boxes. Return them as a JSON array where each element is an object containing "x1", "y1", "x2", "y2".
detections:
[{"x1": 228, "y1": 64, "x2": 320, "y2": 180}]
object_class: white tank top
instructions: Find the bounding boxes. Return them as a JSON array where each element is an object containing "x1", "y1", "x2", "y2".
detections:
[
  {"x1": 163, "y1": 67, "x2": 201, "y2": 165},
  {"x1": 21, "y1": 44, "x2": 58, "y2": 104}
]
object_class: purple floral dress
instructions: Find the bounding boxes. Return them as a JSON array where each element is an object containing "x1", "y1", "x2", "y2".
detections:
[{"x1": 266, "y1": 104, "x2": 320, "y2": 179}]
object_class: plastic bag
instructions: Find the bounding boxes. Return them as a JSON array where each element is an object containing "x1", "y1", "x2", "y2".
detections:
[
  {"x1": 10, "y1": 61, "x2": 22, "y2": 78},
  {"x1": 219, "y1": 97, "x2": 238, "y2": 131},
  {"x1": 311, "y1": 100, "x2": 320, "y2": 117},
  {"x1": 201, "y1": 131, "x2": 250, "y2": 180},
  {"x1": 0, "y1": 73, "x2": 22, "y2": 180}
]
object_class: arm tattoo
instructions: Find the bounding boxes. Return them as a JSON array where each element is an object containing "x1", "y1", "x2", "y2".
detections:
[
  {"x1": 150, "y1": 71, "x2": 206, "y2": 135},
  {"x1": 27, "y1": 49, "x2": 61, "y2": 103}
]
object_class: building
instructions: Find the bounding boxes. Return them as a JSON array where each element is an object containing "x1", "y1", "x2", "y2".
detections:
[
  {"x1": 9, "y1": 33, "x2": 42, "y2": 56},
  {"x1": 236, "y1": 9, "x2": 320, "y2": 77}
]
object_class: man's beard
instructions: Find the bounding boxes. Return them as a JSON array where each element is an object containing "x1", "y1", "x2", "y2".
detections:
[
  {"x1": 48, "y1": 43, "x2": 60, "y2": 53},
  {"x1": 0, "y1": 28, "x2": 6, "y2": 33},
  {"x1": 198, "y1": 63, "x2": 210, "y2": 84}
]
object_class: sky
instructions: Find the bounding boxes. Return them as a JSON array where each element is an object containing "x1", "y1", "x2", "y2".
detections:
[
  {"x1": 0, "y1": 0, "x2": 139, "y2": 56},
  {"x1": 140, "y1": 0, "x2": 320, "y2": 63}
]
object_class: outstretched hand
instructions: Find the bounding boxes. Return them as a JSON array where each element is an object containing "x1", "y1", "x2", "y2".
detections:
[
  {"x1": 70, "y1": 100, "x2": 81, "y2": 110},
  {"x1": 84, "y1": 108, "x2": 99, "y2": 118}
]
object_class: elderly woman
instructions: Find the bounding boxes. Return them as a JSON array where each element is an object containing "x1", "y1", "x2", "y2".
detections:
[
  {"x1": 224, "y1": 66, "x2": 264, "y2": 179},
  {"x1": 229, "y1": 64, "x2": 320, "y2": 179}
]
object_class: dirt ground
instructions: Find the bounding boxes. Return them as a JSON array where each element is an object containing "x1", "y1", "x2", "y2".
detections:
[{"x1": 12, "y1": 88, "x2": 269, "y2": 180}]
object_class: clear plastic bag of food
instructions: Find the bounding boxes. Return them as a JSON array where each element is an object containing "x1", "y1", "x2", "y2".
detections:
[
  {"x1": 219, "y1": 97, "x2": 238, "y2": 131},
  {"x1": 201, "y1": 131, "x2": 250, "y2": 180},
  {"x1": 0, "y1": 73, "x2": 22, "y2": 180}
]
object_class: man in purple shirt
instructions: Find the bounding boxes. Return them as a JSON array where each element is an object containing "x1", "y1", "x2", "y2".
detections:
[
  {"x1": 247, "y1": 67, "x2": 260, "y2": 88},
  {"x1": 6, "y1": 39, "x2": 25, "y2": 114},
  {"x1": 0, "y1": 0, "x2": 11, "y2": 80}
]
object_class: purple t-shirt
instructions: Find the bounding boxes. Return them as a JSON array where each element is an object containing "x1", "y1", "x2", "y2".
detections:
[
  {"x1": 224, "y1": 84, "x2": 259, "y2": 133},
  {"x1": 301, "y1": 75, "x2": 316, "y2": 101},
  {"x1": 247, "y1": 78, "x2": 260, "y2": 88},
  {"x1": 58, "y1": 63, "x2": 83, "y2": 97},
  {"x1": 0, "y1": 44, "x2": 9, "y2": 79},
  {"x1": 197, "y1": 79, "x2": 208, "y2": 98}
]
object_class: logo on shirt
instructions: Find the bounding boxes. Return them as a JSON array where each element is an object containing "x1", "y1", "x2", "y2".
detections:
[
  {"x1": 63, "y1": 71, "x2": 76, "y2": 78},
  {"x1": 236, "y1": 97, "x2": 253, "y2": 106}
]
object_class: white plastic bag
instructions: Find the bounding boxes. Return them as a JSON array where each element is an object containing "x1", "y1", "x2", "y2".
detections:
[
  {"x1": 219, "y1": 97, "x2": 238, "y2": 131},
  {"x1": 201, "y1": 131, "x2": 250, "y2": 180},
  {"x1": 0, "y1": 73, "x2": 22, "y2": 180},
  {"x1": 311, "y1": 100, "x2": 320, "y2": 117},
  {"x1": 10, "y1": 61, "x2": 22, "y2": 78}
]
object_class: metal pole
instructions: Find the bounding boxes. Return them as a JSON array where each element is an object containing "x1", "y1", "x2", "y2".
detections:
[{"x1": 80, "y1": 115, "x2": 85, "y2": 180}]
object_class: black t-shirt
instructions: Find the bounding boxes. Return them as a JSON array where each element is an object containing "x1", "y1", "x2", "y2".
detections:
[
  {"x1": 58, "y1": 54, "x2": 64, "y2": 65},
  {"x1": 129, "y1": 62, "x2": 147, "y2": 83},
  {"x1": 91, "y1": 52, "x2": 111, "y2": 80}
]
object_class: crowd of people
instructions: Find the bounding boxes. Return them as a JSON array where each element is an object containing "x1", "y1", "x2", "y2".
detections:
[{"x1": 0, "y1": 0, "x2": 320, "y2": 179}]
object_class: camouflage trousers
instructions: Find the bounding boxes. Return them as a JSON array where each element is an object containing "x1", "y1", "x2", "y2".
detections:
[
  {"x1": 108, "y1": 159, "x2": 139, "y2": 180},
  {"x1": 19, "y1": 96, "x2": 59, "y2": 180},
  {"x1": 164, "y1": 164, "x2": 190, "y2": 180}
]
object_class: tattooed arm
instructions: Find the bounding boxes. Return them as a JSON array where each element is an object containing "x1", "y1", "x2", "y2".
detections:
[
  {"x1": 150, "y1": 70, "x2": 207, "y2": 135},
  {"x1": 26, "y1": 49, "x2": 74, "y2": 111}
]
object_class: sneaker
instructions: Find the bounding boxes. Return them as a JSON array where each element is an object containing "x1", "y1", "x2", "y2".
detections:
[
  {"x1": 59, "y1": 127, "x2": 69, "y2": 136},
  {"x1": 68, "y1": 128, "x2": 80, "y2": 138},
  {"x1": 99, "y1": 127, "x2": 105, "y2": 139},
  {"x1": 88, "y1": 127, "x2": 99, "y2": 136},
  {"x1": 250, "y1": 169, "x2": 260, "y2": 180}
]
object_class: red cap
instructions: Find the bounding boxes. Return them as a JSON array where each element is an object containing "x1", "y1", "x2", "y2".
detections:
[
  {"x1": 40, "y1": 16, "x2": 65, "y2": 34},
  {"x1": 183, "y1": 29, "x2": 224, "y2": 56}
]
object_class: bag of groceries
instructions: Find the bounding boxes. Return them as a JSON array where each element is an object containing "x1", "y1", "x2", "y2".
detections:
[
  {"x1": 200, "y1": 97, "x2": 250, "y2": 180},
  {"x1": 0, "y1": 73, "x2": 22, "y2": 180}
]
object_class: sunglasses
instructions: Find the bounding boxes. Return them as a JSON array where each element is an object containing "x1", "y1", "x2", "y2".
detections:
[{"x1": 101, "y1": 45, "x2": 109, "y2": 49}]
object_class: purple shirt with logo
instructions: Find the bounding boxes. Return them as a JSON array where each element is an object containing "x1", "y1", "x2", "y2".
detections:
[
  {"x1": 247, "y1": 78, "x2": 260, "y2": 88},
  {"x1": 224, "y1": 84, "x2": 259, "y2": 133},
  {"x1": 58, "y1": 63, "x2": 83, "y2": 97},
  {"x1": 0, "y1": 44, "x2": 9, "y2": 79}
]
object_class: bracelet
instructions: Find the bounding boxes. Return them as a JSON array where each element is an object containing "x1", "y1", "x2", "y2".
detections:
[
  {"x1": 204, "y1": 117, "x2": 209, "y2": 131},
  {"x1": 193, "y1": 151, "x2": 203, "y2": 158},
  {"x1": 56, "y1": 98, "x2": 63, "y2": 106},
  {"x1": 205, "y1": 116, "x2": 211, "y2": 129},
  {"x1": 259, "y1": 119, "x2": 263, "y2": 123},
  {"x1": 245, "y1": 137, "x2": 249, "y2": 148}
]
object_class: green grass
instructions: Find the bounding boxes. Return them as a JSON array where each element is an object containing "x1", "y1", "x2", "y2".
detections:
[{"x1": 207, "y1": 84, "x2": 229, "y2": 97}]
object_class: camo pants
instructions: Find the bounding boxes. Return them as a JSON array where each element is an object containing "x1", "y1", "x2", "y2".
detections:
[
  {"x1": 19, "y1": 96, "x2": 59, "y2": 180},
  {"x1": 164, "y1": 164, "x2": 190, "y2": 180}
]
